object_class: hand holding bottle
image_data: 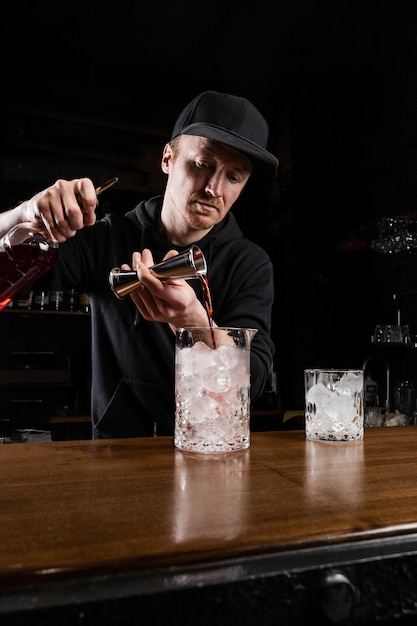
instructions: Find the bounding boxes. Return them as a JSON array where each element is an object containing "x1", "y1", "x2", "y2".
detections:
[
  {"x1": 0, "y1": 178, "x2": 118, "y2": 310},
  {"x1": 18, "y1": 177, "x2": 113, "y2": 243}
]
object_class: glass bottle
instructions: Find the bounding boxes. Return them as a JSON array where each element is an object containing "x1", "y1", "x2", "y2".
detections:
[
  {"x1": 63, "y1": 289, "x2": 79, "y2": 312},
  {"x1": 0, "y1": 177, "x2": 118, "y2": 312},
  {"x1": 33, "y1": 289, "x2": 50, "y2": 311},
  {"x1": 365, "y1": 372, "x2": 378, "y2": 407},
  {"x1": 49, "y1": 290, "x2": 64, "y2": 311},
  {"x1": 78, "y1": 292, "x2": 90, "y2": 313},
  {"x1": 0, "y1": 222, "x2": 58, "y2": 311},
  {"x1": 16, "y1": 287, "x2": 34, "y2": 310}
]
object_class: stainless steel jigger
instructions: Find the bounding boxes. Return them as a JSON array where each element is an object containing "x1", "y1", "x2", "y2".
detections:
[{"x1": 109, "y1": 245, "x2": 207, "y2": 299}]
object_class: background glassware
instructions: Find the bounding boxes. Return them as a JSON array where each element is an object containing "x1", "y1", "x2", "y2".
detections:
[
  {"x1": 372, "y1": 324, "x2": 385, "y2": 344},
  {"x1": 365, "y1": 407, "x2": 386, "y2": 427},
  {"x1": 372, "y1": 323, "x2": 411, "y2": 346},
  {"x1": 401, "y1": 324, "x2": 411, "y2": 346},
  {"x1": 384, "y1": 324, "x2": 403, "y2": 344},
  {"x1": 373, "y1": 216, "x2": 417, "y2": 254},
  {"x1": 393, "y1": 379, "x2": 416, "y2": 423}
]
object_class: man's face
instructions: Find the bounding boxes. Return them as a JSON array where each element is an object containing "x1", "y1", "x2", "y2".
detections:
[{"x1": 161, "y1": 135, "x2": 253, "y2": 236}]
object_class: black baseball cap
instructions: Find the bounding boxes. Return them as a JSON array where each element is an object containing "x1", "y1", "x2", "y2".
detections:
[{"x1": 171, "y1": 90, "x2": 279, "y2": 170}]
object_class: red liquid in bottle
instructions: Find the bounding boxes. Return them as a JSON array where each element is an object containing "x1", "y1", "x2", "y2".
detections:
[{"x1": 0, "y1": 231, "x2": 58, "y2": 310}]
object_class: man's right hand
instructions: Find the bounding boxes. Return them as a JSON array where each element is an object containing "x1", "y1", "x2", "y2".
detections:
[{"x1": 19, "y1": 178, "x2": 98, "y2": 242}]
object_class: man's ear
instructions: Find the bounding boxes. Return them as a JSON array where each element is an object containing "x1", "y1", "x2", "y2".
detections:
[{"x1": 161, "y1": 142, "x2": 173, "y2": 174}]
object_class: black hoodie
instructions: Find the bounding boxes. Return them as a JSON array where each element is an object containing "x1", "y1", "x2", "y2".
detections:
[{"x1": 40, "y1": 196, "x2": 274, "y2": 438}]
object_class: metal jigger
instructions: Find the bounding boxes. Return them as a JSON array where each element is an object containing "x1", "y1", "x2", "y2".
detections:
[{"x1": 109, "y1": 245, "x2": 207, "y2": 299}]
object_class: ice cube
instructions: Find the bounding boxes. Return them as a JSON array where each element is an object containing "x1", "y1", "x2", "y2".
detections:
[{"x1": 202, "y1": 365, "x2": 231, "y2": 393}]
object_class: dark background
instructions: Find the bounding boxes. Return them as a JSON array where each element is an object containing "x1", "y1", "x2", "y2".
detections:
[{"x1": 2, "y1": 0, "x2": 417, "y2": 410}]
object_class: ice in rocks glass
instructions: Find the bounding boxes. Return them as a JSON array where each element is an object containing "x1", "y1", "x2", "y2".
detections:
[
  {"x1": 305, "y1": 369, "x2": 364, "y2": 442},
  {"x1": 174, "y1": 327, "x2": 257, "y2": 454}
]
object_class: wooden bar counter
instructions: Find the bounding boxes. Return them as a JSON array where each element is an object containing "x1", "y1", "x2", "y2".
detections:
[{"x1": 2, "y1": 427, "x2": 417, "y2": 625}]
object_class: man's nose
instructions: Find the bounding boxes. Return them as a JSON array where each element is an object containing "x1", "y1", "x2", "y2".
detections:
[{"x1": 204, "y1": 174, "x2": 222, "y2": 198}]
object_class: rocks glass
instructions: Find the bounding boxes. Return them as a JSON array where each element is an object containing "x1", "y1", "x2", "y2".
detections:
[{"x1": 304, "y1": 369, "x2": 364, "y2": 442}]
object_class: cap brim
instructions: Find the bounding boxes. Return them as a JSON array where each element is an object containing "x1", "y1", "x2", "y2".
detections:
[{"x1": 180, "y1": 122, "x2": 279, "y2": 170}]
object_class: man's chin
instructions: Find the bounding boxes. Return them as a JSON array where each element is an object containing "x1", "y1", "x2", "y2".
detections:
[{"x1": 190, "y1": 214, "x2": 217, "y2": 230}]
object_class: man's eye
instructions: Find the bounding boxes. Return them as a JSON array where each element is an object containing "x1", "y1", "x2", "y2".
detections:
[{"x1": 196, "y1": 160, "x2": 209, "y2": 169}]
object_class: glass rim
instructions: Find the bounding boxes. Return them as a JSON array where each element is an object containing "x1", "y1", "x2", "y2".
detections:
[{"x1": 304, "y1": 368, "x2": 364, "y2": 374}]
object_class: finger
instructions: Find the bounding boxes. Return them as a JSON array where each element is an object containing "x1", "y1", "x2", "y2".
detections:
[
  {"x1": 56, "y1": 178, "x2": 97, "y2": 236},
  {"x1": 136, "y1": 249, "x2": 161, "y2": 286},
  {"x1": 130, "y1": 287, "x2": 155, "y2": 319},
  {"x1": 75, "y1": 178, "x2": 97, "y2": 226},
  {"x1": 131, "y1": 251, "x2": 142, "y2": 271},
  {"x1": 140, "y1": 248, "x2": 155, "y2": 267},
  {"x1": 162, "y1": 249, "x2": 180, "y2": 261},
  {"x1": 72, "y1": 178, "x2": 97, "y2": 223}
]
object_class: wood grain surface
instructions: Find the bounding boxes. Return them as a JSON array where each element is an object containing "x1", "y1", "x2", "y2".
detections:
[{"x1": 2, "y1": 427, "x2": 417, "y2": 589}]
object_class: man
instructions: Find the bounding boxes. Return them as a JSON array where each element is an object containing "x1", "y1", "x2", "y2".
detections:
[{"x1": 0, "y1": 91, "x2": 279, "y2": 439}]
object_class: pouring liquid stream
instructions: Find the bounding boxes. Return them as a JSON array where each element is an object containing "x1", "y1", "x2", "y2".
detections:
[{"x1": 199, "y1": 273, "x2": 216, "y2": 348}]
